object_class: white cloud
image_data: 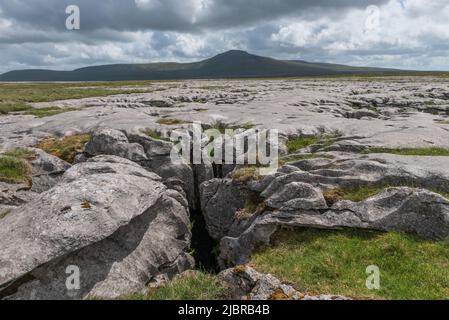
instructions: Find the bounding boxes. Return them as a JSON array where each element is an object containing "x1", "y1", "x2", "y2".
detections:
[{"x1": 269, "y1": 0, "x2": 449, "y2": 69}]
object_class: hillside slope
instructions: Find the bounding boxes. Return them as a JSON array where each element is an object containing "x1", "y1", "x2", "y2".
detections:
[{"x1": 0, "y1": 50, "x2": 399, "y2": 81}]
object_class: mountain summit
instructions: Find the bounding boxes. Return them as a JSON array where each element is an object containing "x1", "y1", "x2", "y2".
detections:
[{"x1": 0, "y1": 50, "x2": 398, "y2": 81}]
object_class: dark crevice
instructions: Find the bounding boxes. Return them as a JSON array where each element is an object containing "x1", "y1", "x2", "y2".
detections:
[
  {"x1": 212, "y1": 163, "x2": 223, "y2": 179},
  {"x1": 189, "y1": 208, "x2": 219, "y2": 273},
  {"x1": 190, "y1": 164, "x2": 219, "y2": 273}
]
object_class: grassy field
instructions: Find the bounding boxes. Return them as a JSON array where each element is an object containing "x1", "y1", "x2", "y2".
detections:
[
  {"x1": 252, "y1": 229, "x2": 449, "y2": 300},
  {"x1": 0, "y1": 81, "x2": 154, "y2": 115}
]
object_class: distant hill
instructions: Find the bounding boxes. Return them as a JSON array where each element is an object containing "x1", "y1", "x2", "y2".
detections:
[{"x1": 0, "y1": 50, "x2": 404, "y2": 81}]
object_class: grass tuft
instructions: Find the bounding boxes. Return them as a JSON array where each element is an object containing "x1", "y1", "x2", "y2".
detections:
[
  {"x1": 157, "y1": 118, "x2": 191, "y2": 125},
  {"x1": 324, "y1": 186, "x2": 387, "y2": 205},
  {"x1": 287, "y1": 136, "x2": 321, "y2": 154},
  {"x1": 363, "y1": 147, "x2": 449, "y2": 156},
  {"x1": 3, "y1": 148, "x2": 36, "y2": 161},
  {"x1": 0, "y1": 156, "x2": 32, "y2": 184},
  {"x1": 36, "y1": 134, "x2": 91, "y2": 163},
  {"x1": 121, "y1": 272, "x2": 226, "y2": 300},
  {"x1": 324, "y1": 185, "x2": 449, "y2": 205},
  {"x1": 232, "y1": 167, "x2": 260, "y2": 183},
  {"x1": 235, "y1": 193, "x2": 266, "y2": 221},
  {"x1": 280, "y1": 153, "x2": 334, "y2": 165},
  {"x1": 252, "y1": 229, "x2": 449, "y2": 300},
  {"x1": 143, "y1": 129, "x2": 170, "y2": 141}
]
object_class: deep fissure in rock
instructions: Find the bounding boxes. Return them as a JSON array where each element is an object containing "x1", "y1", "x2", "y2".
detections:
[
  {"x1": 190, "y1": 164, "x2": 219, "y2": 273},
  {"x1": 189, "y1": 208, "x2": 219, "y2": 273}
]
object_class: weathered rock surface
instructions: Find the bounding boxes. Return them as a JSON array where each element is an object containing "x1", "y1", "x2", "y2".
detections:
[
  {"x1": 82, "y1": 128, "x2": 196, "y2": 209},
  {"x1": 200, "y1": 179, "x2": 254, "y2": 240},
  {"x1": 0, "y1": 155, "x2": 193, "y2": 300},
  {"x1": 218, "y1": 186, "x2": 449, "y2": 267},
  {"x1": 2, "y1": 78, "x2": 449, "y2": 300},
  {"x1": 263, "y1": 181, "x2": 327, "y2": 211},
  {"x1": 84, "y1": 128, "x2": 147, "y2": 162},
  {"x1": 30, "y1": 148, "x2": 71, "y2": 193},
  {"x1": 202, "y1": 153, "x2": 449, "y2": 267},
  {"x1": 218, "y1": 266, "x2": 350, "y2": 300}
]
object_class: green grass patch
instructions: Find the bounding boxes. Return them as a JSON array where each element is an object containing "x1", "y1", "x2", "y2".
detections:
[
  {"x1": 121, "y1": 272, "x2": 226, "y2": 300},
  {"x1": 324, "y1": 185, "x2": 449, "y2": 205},
  {"x1": 324, "y1": 186, "x2": 387, "y2": 205},
  {"x1": 156, "y1": 118, "x2": 191, "y2": 125},
  {"x1": 287, "y1": 136, "x2": 321, "y2": 154},
  {"x1": 0, "y1": 101, "x2": 31, "y2": 114},
  {"x1": 280, "y1": 153, "x2": 334, "y2": 165},
  {"x1": 143, "y1": 129, "x2": 170, "y2": 141},
  {"x1": 36, "y1": 134, "x2": 91, "y2": 163},
  {"x1": 363, "y1": 147, "x2": 449, "y2": 156},
  {"x1": 0, "y1": 155, "x2": 32, "y2": 184},
  {"x1": 3, "y1": 148, "x2": 36, "y2": 161},
  {"x1": 207, "y1": 120, "x2": 231, "y2": 134},
  {"x1": 0, "y1": 82, "x2": 154, "y2": 115},
  {"x1": 435, "y1": 117, "x2": 449, "y2": 125},
  {"x1": 252, "y1": 229, "x2": 449, "y2": 300},
  {"x1": 205, "y1": 120, "x2": 255, "y2": 134},
  {"x1": 240, "y1": 122, "x2": 255, "y2": 130}
]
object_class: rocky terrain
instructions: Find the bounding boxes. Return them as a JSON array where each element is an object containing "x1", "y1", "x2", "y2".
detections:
[{"x1": 0, "y1": 77, "x2": 449, "y2": 300}]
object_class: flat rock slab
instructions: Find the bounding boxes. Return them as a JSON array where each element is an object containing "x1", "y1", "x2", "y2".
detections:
[{"x1": 2, "y1": 78, "x2": 449, "y2": 151}]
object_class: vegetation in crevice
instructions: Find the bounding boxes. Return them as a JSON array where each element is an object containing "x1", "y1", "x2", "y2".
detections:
[
  {"x1": 362, "y1": 147, "x2": 449, "y2": 156},
  {"x1": 287, "y1": 136, "x2": 321, "y2": 154},
  {"x1": 280, "y1": 153, "x2": 334, "y2": 165},
  {"x1": 143, "y1": 129, "x2": 170, "y2": 141},
  {"x1": 0, "y1": 148, "x2": 34, "y2": 185},
  {"x1": 156, "y1": 118, "x2": 192, "y2": 126},
  {"x1": 235, "y1": 192, "x2": 266, "y2": 221},
  {"x1": 120, "y1": 272, "x2": 227, "y2": 300},
  {"x1": 231, "y1": 166, "x2": 261, "y2": 183},
  {"x1": 36, "y1": 134, "x2": 91, "y2": 163},
  {"x1": 323, "y1": 184, "x2": 449, "y2": 206},
  {"x1": 287, "y1": 131, "x2": 342, "y2": 154}
]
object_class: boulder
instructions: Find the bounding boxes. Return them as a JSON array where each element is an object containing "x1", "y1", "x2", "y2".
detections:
[
  {"x1": 218, "y1": 266, "x2": 349, "y2": 300},
  {"x1": 0, "y1": 155, "x2": 193, "y2": 300},
  {"x1": 200, "y1": 179, "x2": 253, "y2": 240},
  {"x1": 82, "y1": 129, "x2": 197, "y2": 210},
  {"x1": 30, "y1": 148, "x2": 71, "y2": 193},
  {"x1": 84, "y1": 128, "x2": 147, "y2": 162},
  {"x1": 263, "y1": 181, "x2": 327, "y2": 211}
]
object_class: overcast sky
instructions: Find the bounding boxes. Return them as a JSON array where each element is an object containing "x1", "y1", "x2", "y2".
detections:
[{"x1": 0, "y1": 0, "x2": 448, "y2": 73}]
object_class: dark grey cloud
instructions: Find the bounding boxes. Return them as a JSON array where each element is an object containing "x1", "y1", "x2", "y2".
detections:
[
  {"x1": 0, "y1": 0, "x2": 448, "y2": 73},
  {"x1": 0, "y1": 0, "x2": 388, "y2": 33}
]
